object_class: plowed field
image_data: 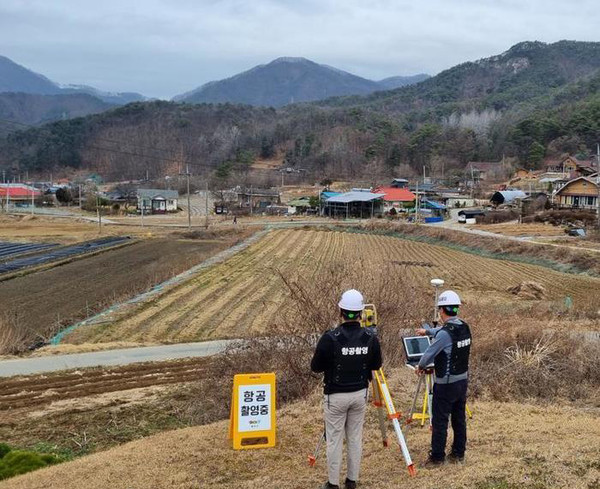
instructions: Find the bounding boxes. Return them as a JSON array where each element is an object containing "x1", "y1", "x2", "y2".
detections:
[
  {"x1": 67, "y1": 229, "x2": 600, "y2": 344},
  {"x1": 0, "y1": 357, "x2": 208, "y2": 413}
]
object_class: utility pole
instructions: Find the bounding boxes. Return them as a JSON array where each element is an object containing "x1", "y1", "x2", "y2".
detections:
[
  {"x1": 249, "y1": 185, "x2": 253, "y2": 216},
  {"x1": 31, "y1": 186, "x2": 34, "y2": 215},
  {"x1": 96, "y1": 195, "x2": 102, "y2": 234},
  {"x1": 415, "y1": 181, "x2": 419, "y2": 224},
  {"x1": 179, "y1": 165, "x2": 192, "y2": 230},
  {"x1": 596, "y1": 143, "x2": 600, "y2": 229},
  {"x1": 205, "y1": 179, "x2": 209, "y2": 229}
]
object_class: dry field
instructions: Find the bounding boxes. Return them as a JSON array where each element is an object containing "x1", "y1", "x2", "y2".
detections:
[
  {"x1": 3, "y1": 366, "x2": 599, "y2": 489},
  {"x1": 470, "y1": 222, "x2": 566, "y2": 237},
  {"x1": 66, "y1": 228, "x2": 600, "y2": 345},
  {"x1": 0, "y1": 214, "x2": 159, "y2": 244},
  {"x1": 0, "y1": 236, "x2": 243, "y2": 345}
]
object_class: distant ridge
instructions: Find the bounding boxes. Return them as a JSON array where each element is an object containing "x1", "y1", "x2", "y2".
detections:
[
  {"x1": 0, "y1": 55, "x2": 147, "y2": 106},
  {"x1": 173, "y1": 57, "x2": 429, "y2": 107}
]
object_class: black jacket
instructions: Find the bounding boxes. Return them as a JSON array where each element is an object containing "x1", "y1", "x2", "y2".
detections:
[{"x1": 311, "y1": 321, "x2": 383, "y2": 394}]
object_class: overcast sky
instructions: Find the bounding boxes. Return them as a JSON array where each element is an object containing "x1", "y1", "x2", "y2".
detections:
[{"x1": 1, "y1": 0, "x2": 599, "y2": 99}]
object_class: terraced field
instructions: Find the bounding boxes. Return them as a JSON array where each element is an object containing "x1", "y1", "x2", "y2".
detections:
[{"x1": 67, "y1": 228, "x2": 600, "y2": 344}]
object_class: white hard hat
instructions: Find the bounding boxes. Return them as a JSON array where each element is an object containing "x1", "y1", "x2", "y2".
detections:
[
  {"x1": 338, "y1": 289, "x2": 365, "y2": 312},
  {"x1": 437, "y1": 290, "x2": 461, "y2": 307}
]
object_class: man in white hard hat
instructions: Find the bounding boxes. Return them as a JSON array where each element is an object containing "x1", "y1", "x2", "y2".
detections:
[
  {"x1": 416, "y1": 290, "x2": 471, "y2": 466},
  {"x1": 311, "y1": 289, "x2": 383, "y2": 489}
]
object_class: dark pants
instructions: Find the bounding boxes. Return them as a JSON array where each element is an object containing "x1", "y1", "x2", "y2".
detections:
[{"x1": 431, "y1": 379, "x2": 468, "y2": 461}]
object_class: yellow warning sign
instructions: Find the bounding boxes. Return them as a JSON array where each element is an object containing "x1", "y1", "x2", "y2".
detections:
[{"x1": 229, "y1": 372, "x2": 276, "y2": 450}]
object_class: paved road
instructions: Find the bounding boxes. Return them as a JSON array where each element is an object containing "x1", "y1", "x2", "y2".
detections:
[{"x1": 0, "y1": 340, "x2": 233, "y2": 377}]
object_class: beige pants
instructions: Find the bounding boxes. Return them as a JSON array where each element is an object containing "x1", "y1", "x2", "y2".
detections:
[{"x1": 324, "y1": 388, "x2": 368, "y2": 486}]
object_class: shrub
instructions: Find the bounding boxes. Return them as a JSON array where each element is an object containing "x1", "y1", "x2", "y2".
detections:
[
  {"x1": 0, "y1": 449, "x2": 62, "y2": 481},
  {"x1": 477, "y1": 210, "x2": 519, "y2": 224},
  {"x1": 0, "y1": 444, "x2": 11, "y2": 459},
  {"x1": 468, "y1": 317, "x2": 600, "y2": 403}
]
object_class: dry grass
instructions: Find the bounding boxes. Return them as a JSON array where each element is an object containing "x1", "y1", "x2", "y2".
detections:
[
  {"x1": 3, "y1": 370, "x2": 600, "y2": 489},
  {"x1": 29, "y1": 342, "x2": 156, "y2": 356},
  {"x1": 0, "y1": 316, "x2": 27, "y2": 355},
  {"x1": 471, "y1": 222, "x2": 566, "y2": 237}
]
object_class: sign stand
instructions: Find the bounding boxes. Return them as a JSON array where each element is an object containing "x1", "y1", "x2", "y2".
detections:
[{"x1": 229, "y1": 372, "x2": 276, "y2": 450}]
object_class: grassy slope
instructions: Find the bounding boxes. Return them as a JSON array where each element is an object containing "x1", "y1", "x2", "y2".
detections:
[{"x1": 2, "y1": 368, "x2": 599, "y2": 489}]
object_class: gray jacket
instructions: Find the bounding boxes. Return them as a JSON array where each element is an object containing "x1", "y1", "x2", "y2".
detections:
[{"x1": 418, "y1": 318, "x2": 469, "y2": 384}]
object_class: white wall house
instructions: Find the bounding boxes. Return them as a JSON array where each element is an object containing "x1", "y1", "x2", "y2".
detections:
[{"x1": 137, "y1": 189, "x2": 179, "y2": 214}]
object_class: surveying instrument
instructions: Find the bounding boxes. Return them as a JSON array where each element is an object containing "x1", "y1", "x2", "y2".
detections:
[
  {"x1": 308, "y1": 303, "x2": 417, "y2": 477},
  {"x1": 405, "y1": 279, "x2": 473, "y2": 429}
]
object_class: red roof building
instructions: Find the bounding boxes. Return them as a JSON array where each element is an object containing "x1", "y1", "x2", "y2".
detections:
[
  {"x1": 374, "y1": 187, "x2": 416, "y2": 202},
  {"x1": 0, "y1": 184, "x2": 42, "y2": 200},
  {"x1": 374, "y1": 187, "x2": 415, "y2": 212}
]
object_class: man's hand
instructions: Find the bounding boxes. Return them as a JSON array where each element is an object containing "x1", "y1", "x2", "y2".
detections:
[
  {"x1": 416, "y1": 328, "x2": 427, "y2": 336},
  {"x1": 415, "y1": 366, "x2": 424, "y2": 375}
]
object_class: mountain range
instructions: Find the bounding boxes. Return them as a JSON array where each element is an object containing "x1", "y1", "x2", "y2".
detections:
[
  {"x1": 173, "y1": 57, "x2": 429, "y2": 106},
  {"x1": 0, "y1": 54, "x2": 429, "y2": 123},
  {"x1": 1, "y1": 40, "x2": 599, "y2": 180}
]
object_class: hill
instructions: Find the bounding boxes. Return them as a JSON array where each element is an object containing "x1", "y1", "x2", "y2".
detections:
[
  {"x1": 377, "y1": 73, "x2": 430, "y2": 90},
  {"x1": 60, "y1": 85, "x2": 146, "y2": 105},
  {"x1": 1, "y1": 41, "x2": 599, "y2": 179},
  {"x1": 174, "y1": 57, "x2": 427, "y2": 107},
  {"x1": 2, "y1": 386, "x2": 599, "y2": 489},
  {"x1": 0, "y1": 55, "x2": 61, "y2": 95},
  {"x1": 0, "y1": 92, "x2": 113, "y2": 126},
  {"x1": 319, "y1": 40, "x2": 600, "y2": 113},
  {"x1": 0, "y1": 55, "x2": 146, "y2": 115}
]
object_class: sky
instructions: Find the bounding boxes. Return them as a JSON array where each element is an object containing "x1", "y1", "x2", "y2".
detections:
[{"x1": 1, "y1": 0, "x2": 599, "y2": 99}]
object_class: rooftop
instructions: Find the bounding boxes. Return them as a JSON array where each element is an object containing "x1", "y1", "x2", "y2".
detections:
[
  {"x1": 374, "y1": 187, "x2": 415, "y2": 202},
  {"x1": 326, "y1": 191, "x2": 385, "y2": 204}
]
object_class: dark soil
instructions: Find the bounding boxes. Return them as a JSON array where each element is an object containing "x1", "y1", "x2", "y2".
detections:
[{"x1": 0, "y1": 238, "x2": 234, "y2": 344}]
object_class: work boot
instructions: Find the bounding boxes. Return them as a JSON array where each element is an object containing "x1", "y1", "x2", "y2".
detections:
[
  {"x1": 447, "y1": 452, "x2": 465, "y2": 464},
  {"x1": 344, "y1": 478, "x2": 357, "y2": 489},
  {"x1": 422, "y1": 452, "x2": 445, "y2": 468},
  {"x1": 320, "y1": 482, "x2": 339, "y2": 489}
]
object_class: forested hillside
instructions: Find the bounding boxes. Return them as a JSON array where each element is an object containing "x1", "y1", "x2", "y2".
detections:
[
  {"x1": 0, "y1": 92, "x2": 113, "y2": 126},
  {"x1": 1, "y1": 41, "x2": 599, "y2": 182}
]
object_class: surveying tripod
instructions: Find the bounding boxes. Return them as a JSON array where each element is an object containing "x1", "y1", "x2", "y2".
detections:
[
  {"x1": 308, "y1": 304, "x2": 416, "y2": 477},
  {"x1": 405, "y1": 368, "x2": 474, "y2": 429}
]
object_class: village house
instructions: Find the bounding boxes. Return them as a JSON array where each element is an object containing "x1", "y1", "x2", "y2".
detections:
[
  {"x1": 373, "y1": 186, "x2": 415, "y2": 212},
  {"x1": 466, "y1": 161, "x2": 508, "y2": 183},
  {"x1": 136, "y1": 189, "x2": 179, "y2": 214},
  {"x1": 0, "y1": 184, "x2": 42, "y2": 206},
  {"x1": 235, "y1": 187, "x2": 280, "y2": 210},
  {"x1": 390, "y1": 178, "x2": 409, "y2": 189},
  {"x1": 553, "y1": 176, "x2": 599, "y2": 209},
  {"x1": 544, "y1": 156, "x2": 596, "y2": 178}
]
